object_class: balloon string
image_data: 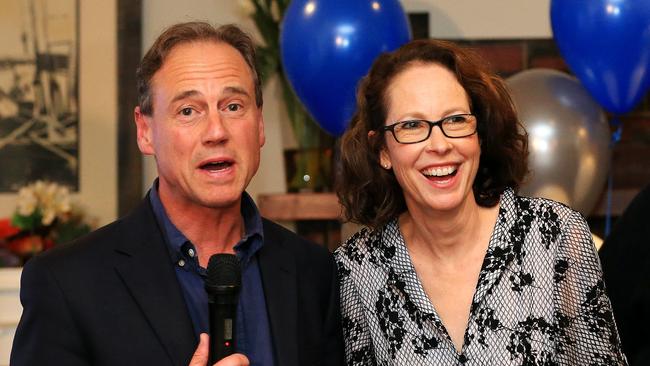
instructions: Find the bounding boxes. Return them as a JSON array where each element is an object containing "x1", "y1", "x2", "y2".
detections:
[{"x1": 605, "y1": 117, "x2": 622, "y2": 237}]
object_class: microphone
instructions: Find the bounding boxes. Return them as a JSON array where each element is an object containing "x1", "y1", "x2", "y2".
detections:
[{"x1": 205, "y1": 253, "x2": 241, "y2": 364}]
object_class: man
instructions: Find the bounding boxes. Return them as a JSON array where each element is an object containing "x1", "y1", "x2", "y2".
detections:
[
  {"x1": 600, "y1": 184, "x2": 650, "y2": 366},
  {"x1": 11, "y1": 22, "x2": 343, "y2": 366}
]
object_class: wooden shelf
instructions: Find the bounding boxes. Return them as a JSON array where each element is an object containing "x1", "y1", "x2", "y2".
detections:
[
  {"x1": 257, "y1": 187, "x2": 638, "y2": 222},
  {"x1": 257, "y1": 193, "x2": 342, "y2": 221}
]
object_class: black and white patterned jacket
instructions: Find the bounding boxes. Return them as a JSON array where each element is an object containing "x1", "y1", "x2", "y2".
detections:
[{"x1": 335, "y1": 189, "x2": 627, "y2": 365}]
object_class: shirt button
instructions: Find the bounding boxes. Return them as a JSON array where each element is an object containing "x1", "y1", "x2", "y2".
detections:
[
  {"x1": 188, "y1": 248, "x2": 195, "y2": 257},
  {"x1": 459, "y1": 354, "x2": 467, "y2": 364},
  {"x1": 178, "y1": 259, "x2": 186, "y2": 267}
]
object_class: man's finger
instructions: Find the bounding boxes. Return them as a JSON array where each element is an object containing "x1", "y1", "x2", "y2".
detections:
[
  {"x1": 189, "y1": 333, "x2": 210, "y2": 366},
  {"x1": 213, "y1": 353, "x2": 250, "y2": 366}
]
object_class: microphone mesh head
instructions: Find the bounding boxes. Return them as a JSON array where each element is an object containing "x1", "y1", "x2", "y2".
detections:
[{"x1": 206, "y1": 253, "x2": 241, "y2": 288}]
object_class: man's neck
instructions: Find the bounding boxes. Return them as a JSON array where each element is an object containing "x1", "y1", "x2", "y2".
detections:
[{"x1": 159, "y1": 191, "x2": 245, "y2": 267}]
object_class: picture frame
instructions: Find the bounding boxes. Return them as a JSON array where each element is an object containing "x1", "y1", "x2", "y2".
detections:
[{"x1": 0, "y1": 0, "x2": 142, "y2": 226}]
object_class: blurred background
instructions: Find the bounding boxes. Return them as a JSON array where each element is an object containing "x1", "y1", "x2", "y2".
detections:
[{"x1": 0, "y1": 1, "x2": 648, "y2": 364}]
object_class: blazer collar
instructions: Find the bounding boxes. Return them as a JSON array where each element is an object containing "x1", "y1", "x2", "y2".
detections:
[
  {"x1": 258, "y1": 219, "x2": 299, "y2": 366},
  {"x1": 113, "y1": 197, "x2": 197, "y2": 366}
]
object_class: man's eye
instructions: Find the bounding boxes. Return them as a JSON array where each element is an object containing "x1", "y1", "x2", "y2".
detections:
[
  {"x1": 226, "y1": 103, "x2": 242, "y2": 112},
  {"x1": 180, "y1": 107, "x2": 194, "y2": 116}
]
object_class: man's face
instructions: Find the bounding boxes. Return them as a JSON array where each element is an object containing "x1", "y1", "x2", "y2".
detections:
[{"x1": 135, "y1": 41, "x2": 265, "y2": 211}]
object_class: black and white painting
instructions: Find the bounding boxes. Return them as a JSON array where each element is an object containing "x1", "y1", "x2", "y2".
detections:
[{"x1": 0, "y1": 0, "x2": 79, "y2": 192}]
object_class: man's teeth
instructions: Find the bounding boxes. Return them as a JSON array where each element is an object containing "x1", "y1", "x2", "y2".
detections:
[
  {"x1": 203, "y1": 161, "x2": 230, "y2": 170},
  {"x1": 422, "y1": 166, "x2": 457, "y2": 177}
]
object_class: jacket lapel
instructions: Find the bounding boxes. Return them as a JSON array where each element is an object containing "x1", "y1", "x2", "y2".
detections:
[
  {"x1": 258, "y1": 220, "x2": 299, "y2": 366},
  {"x1": 113, "y1": 199, "x2": 196, "y2": 366}
]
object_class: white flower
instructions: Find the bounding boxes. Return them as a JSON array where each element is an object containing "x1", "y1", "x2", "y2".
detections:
[
  {"x1": 17, "y1": 186, "x2": 37, "y2": 216},
  {"x1": 41, "y1": 207, "x2": 57, "y2": 226},
  {"x1": 54, "y1": 186, "x2": 71, "y2": 214},
  {"x1": 33, "y1": 180, "x2": 46, "y2": 194},
  {"x1": 15, "y1": 180, "x2": 72, "y2": 225}
]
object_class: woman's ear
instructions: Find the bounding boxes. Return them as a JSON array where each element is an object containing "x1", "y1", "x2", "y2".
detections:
[
  {"x1": 369, "y1": 130, "x2": 392, "y2": 170},
  {"x1": 379, "y1": 148, "x2": 391, "y2": 170}
]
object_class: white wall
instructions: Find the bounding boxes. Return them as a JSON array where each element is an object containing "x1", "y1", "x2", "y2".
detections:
[{"x1": 404, "y1": 0, "x2": 551, "y2": 39}]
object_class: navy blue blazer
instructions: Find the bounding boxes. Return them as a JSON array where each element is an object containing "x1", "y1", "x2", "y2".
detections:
[{"x1": 10, "y1": 196, "x2": 344, "y2": 366}]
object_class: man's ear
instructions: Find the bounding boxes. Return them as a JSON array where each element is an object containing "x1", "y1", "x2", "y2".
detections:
[{"x1": 134, "y1": 106, "x2": 154, "y2": 155}]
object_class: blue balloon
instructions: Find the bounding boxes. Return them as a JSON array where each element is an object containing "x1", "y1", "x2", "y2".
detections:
[
  {"x1": 281, "y1": 0, "x2": 411, "y2": 136},
  {"x1": 551, "y1": 0, "x2": 650, "y2": 115}
]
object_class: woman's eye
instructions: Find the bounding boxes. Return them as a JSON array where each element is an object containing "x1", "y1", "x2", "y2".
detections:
[
  {"x1": 402, "y1": 121, "x2": 423, "y2": 129},
  {"x1": 447, "y1": 115, "x2": 468, "y2": 123}
]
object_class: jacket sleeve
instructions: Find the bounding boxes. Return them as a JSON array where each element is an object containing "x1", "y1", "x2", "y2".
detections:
[
  {"x1": 323, "y1": 254, "x2": 346, "y2": 366},
  {"x1": 11, "y1": 254, "x2": 90, "y2": 365},
  {"x1": 553, "y1": 210, "x2": 628, "y2": 365},
  {"x1": 335, "y1": 250, "x2": 377, "y2": 366}
]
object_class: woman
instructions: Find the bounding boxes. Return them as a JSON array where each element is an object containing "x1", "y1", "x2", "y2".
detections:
[{"x1": 335, "y1": 39, "x2": 626, "y2": 365}]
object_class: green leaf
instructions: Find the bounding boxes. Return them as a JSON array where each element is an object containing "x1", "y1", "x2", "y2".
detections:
[
  {"x1": 52, "y1": 221, "x2": 91, "y2": 245},
  {"x1": 11, "y1": 211, "x2": 42, "y2": 231},
  {"x1": 279, "y1": 76, "x2": 322, "y2": 148},
  {"x1": 249, "y1": 0, "x2": 279, "y2": 47},
  {"x1": 277, "y1": 0, "x2": 290, "y2": 14},
  {"x1": 256, "y1": 46, "x2": 280, "y2": 85}
]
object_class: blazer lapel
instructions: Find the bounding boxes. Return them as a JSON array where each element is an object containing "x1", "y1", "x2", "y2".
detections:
[
  {"x1": 259, "y1": 220, "x2": 299, "y2": 366},
  {"x1": 113, "y1": 200, "x2": 196, "y2": 366}
]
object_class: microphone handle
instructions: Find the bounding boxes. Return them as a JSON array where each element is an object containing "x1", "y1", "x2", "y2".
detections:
[{"x1": 208, "y1": 300, "x2": 237, "y2": 363}]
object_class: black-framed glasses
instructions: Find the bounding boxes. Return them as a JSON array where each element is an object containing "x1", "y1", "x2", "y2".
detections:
[{"x1": 380, "y1": 113, "x2": 477, "y2": 144}]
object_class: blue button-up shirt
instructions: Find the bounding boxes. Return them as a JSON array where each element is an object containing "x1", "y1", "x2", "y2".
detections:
[{"x1": 150, "y1": 182, "x2": 275, "y2": 365}]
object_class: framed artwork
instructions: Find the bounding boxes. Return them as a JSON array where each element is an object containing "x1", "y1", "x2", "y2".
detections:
[
  {"x1": 0, "y1": 0, "x2": 141, "y2": 226},
  {"x1": 0, "y1": 0, "x2": 79, "y2": 192}
]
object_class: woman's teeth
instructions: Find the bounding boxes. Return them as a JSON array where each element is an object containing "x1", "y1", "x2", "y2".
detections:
[{"x1": 422, "y1": 166, "x2": 457, "y2": 177}]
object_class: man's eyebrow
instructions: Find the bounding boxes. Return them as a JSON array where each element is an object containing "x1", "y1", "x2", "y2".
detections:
[
  {"x1": 223, "y1": 86, "x2": 250, "y2": 98},
  {"x1": 170, "y1": 90, "x2": 201, "y2": 104},
  {"x1": 169, "y1": 87, "x2": 250, "y2": 104}
]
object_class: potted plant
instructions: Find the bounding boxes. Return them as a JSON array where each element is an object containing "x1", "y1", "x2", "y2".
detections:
[{"x1": 246, "y1": 0, "x2": 335, "y2": 192}]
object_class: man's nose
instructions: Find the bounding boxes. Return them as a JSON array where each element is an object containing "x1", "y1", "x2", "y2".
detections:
[{"x1": 202, "y1": 111, "x2": 229, "y2": 145}]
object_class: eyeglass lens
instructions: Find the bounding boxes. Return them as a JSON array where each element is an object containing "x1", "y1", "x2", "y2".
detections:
[{"x1": 393, "y1": 114, "x2": 475, "y2": 143}]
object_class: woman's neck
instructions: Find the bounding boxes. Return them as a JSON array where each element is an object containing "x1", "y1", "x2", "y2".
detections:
[{"x1": 400, "y1": 194, "x2": 498, "y2": 265}]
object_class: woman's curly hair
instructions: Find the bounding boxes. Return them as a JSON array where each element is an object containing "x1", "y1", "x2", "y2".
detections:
[{"x1": 336, "y1": 39, "x2": 528, "y2": 228}]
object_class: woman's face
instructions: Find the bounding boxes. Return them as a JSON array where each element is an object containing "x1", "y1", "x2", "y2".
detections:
[{"x1": 380, "y1": 62, "x2": 481, "y2": 214}]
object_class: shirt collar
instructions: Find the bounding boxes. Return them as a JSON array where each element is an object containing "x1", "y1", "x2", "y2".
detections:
[
  {"x1": 149, "y1": 179, "x2": 264, "y2": 266},
  {"x1": 235, "y1": 191, "x2": 265, "y2": 265}
]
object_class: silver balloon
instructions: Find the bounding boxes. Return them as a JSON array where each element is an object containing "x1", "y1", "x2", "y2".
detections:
[{"x1": 506, "y1": 69, "x2": 611, "y2": 215}]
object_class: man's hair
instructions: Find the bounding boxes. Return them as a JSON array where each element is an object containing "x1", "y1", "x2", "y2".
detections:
[
  {"x1": 337, "y1": 39, "x2": 529, "y2": 228},
  {"x1": 136, "y1": 22, "x2": 262, "y2": 115}
]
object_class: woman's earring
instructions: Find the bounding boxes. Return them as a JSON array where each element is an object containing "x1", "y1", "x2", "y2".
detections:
[{"x1": 383, "y1": 164, "x2": 391, "y2": 169}]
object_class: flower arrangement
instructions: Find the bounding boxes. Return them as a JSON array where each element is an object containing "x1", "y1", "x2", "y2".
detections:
[{"x1": 0, "y1": 180, "x2": 93, "y2": 266}]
